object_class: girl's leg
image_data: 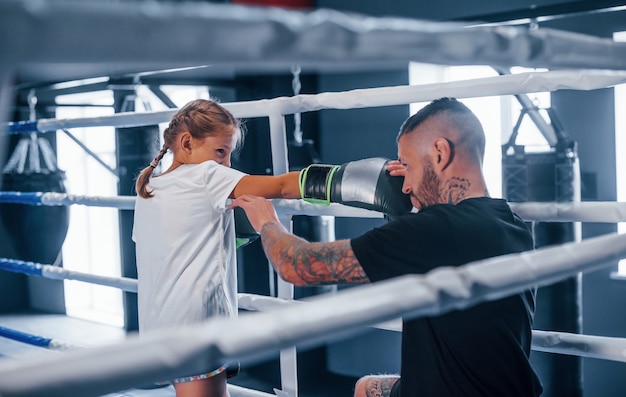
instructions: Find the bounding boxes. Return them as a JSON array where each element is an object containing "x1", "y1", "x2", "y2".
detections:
[{"x1": 174, "y1": 371, "x2": 229, "y2": 397}]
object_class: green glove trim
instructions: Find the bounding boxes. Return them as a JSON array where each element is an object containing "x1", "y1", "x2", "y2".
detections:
[
  {"x1": 299, "y1": 164, "x2": 339, "y2": 206},
  {"x1": 236, "y1": 237, "x2": 252, "y2": 249}
]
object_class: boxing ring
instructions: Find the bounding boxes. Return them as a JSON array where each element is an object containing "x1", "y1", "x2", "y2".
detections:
[
  {"x1": 2, "y1": 1, "x2": 626, "y2": 397},
  {"x1": 2, "y1": 199, "x2": 626, "y2": 397},
  {"x1": 2, "y1": 69, "x2": 626, "y2": 396}
]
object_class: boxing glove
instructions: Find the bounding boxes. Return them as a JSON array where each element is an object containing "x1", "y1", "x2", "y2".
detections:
[
  {"x1": 234, "y1": 206, "x2": 258, "y2": 249},
  {"x1": 299, "y1": 157, "x2": 413, "y2": 218}
]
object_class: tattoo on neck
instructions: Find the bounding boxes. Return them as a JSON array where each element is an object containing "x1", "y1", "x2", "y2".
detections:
[{"x1": 440, "y1": 176, "x2": 470, "y2": 205}]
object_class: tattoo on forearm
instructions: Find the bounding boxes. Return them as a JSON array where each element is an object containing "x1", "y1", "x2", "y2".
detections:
[
  {"x1": 260, "y1": 222, "x2": 369, "y2": 286},
  {"x1": 364, "y1": 377, "x2": 398, "y2": 397},
  {"x1": 441, "y1": 176, "x2": 470, "y2": 205}
]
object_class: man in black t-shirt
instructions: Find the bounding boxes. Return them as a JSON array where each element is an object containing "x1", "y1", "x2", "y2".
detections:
[{"x1": 233, "y1": 98, "x2": 543, "y2": 397}]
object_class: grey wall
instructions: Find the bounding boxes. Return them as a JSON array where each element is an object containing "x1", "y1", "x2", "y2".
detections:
[
  {"x1": 548, "y1": 10, "x2": 626, "y2": 397},
  {"x1": 552, "y1": 89, "x2": 626, "y2": 397},
  {"x1": 0, "y1": 222, "x2": 28, "y2": 312}
]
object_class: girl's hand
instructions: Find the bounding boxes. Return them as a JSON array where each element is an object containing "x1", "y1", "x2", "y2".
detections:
[
  {"x1": 230, "y1": 195, "x2": 281, "y2": 232},
  {"x1": 386, "y1": 160, "x2": 406, "y2": 177}
]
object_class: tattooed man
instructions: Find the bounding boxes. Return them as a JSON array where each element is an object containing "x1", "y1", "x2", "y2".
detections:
[{"x1": 233, "y1": 98, "x2": 542, "y2": 397}]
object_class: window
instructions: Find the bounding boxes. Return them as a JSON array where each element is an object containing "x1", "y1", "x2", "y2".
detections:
[
  {"x1": 614, "y1": 31, "x2": 626, "y2": 275},
  {"x1": 56, "y1": 90, "x2": 124, "y2": 327}
]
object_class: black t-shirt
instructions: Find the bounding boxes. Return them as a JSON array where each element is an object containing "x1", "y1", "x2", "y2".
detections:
[{"x1": 351, "y1": 197, "x2": 543, "y2": 397}]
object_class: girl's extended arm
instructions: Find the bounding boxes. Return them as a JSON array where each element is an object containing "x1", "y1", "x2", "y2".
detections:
[{"x1": 231, "y1": 171, "x2": 301, "y2": 199}]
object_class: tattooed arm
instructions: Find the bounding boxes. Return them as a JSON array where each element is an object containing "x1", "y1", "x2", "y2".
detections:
[
  {"x1": 354, "y1": 375, "x2": 400, "y2": 397},
  {"x1": 231, "y1": 194, "x2": 369, "y2": 286},
  {"x1": 260, "y1": 221, "x2": 369, "y2": 286}
]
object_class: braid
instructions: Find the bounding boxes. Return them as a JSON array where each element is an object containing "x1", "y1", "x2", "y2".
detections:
[
  {"x1": 136, "y1": 145, "x2": 169, "y2": 199},
  {"x1": 150, "y1": 146, "x2": 168, "y2": 169}
]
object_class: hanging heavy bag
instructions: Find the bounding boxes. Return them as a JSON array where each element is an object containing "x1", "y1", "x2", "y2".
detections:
[
  {"x1": 1, "y1": 170, "x2": 70, "y2": 265},
  {"x1": 0, "y1": 134, "x2": 70, "y2": 266}
]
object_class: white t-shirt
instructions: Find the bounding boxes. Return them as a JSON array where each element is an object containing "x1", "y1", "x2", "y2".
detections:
[{"x1": 132, "y1": 160, "x2": 246, "y2": 334}]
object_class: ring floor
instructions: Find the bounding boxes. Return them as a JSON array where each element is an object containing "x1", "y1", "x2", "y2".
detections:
[{"x1": 0, "y1": 311, "x2": 358, "y2": 397}]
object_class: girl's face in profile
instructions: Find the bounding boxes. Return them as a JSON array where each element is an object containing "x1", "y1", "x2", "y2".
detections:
[{"x1": 189, "y1": 128, "x2": 238, "y2": 167}]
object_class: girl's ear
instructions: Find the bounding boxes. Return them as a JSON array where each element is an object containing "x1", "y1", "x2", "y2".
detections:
[
  {"x1": 180, "y1": 132, "x2": 192, "y2": 154},
  {"x1": 433, "y1": 137, "x2": 454, "y2": 171}
]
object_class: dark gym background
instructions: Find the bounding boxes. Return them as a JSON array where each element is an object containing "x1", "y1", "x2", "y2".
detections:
[{"x1": 1, "y1": 1, "x2": 626, "y2": 396}]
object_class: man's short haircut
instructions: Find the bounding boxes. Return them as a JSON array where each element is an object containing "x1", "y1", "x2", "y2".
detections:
[{"x1": 396, "y1": 97, "x2": 485, "y2": 159}]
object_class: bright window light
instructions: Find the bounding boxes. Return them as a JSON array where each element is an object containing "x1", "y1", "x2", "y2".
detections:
[
  {"x1": 55, "y1": 90, "x2": 114, "y2": 107},
  {"x1": 614, "y1": 31, "x2": 626, "y2": 274},
  {"x1": 160, "y1": 85, "x2": 211, "y2": 107},
  {"x1": 56, "y1": 91, "x2": 124, "y2": 328}
]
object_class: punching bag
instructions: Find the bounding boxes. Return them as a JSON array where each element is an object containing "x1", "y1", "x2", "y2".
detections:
[
  {"x1": 502, "y1": 142, "x2": 583, "y2": 397},
  {"x1": 0, "y1": 133, "x2": 69, "y2": 265}
]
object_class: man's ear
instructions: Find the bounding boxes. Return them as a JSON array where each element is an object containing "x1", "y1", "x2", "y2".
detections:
[{"x1": 433, "y1": 137, "x2": 454, "y2": 171}]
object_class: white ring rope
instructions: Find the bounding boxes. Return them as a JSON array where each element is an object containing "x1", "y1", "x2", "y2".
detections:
[
  {"x1": 0, "y1": 322, "x2": 272, "y2": 397},
  {"x1": 6, "y1": 70, "x2": 626, "y2": 134},
  {"x1": 531, "y1": 330, "x2": 626, "y2": 363},
  {"x1": 4, "y1": 249, "x2": 626, "y2": 364},
  {"x1": 0, "y1": 191, "x2": 136, "y2": 210},
  {"x1": 0, "y1": 231, "x2": 625, "y2": 397},
  {"x1": 34, "y1": 263, "x2": 137, "y2": 292},
  {"x1": 238, "y1": 294, "x2": 626, "y2": 364},
  {"x1": 509, "y1": 201, "x2": 626, "y2": 222},
  {"x1": 275, "y1": 199, "x2": 626, "y2": 223},
  {"x1": 3, "y1": 2, "x2": 626, "y2": 72},
  {"x1": 2, "y1": 291, "x2": 625, "y2": 374},
  {"x1": 0, "y1": 258, "x2": 138, "y2": 293},
  {"x1": 0, "y1": 320, "x2": 272, "y2": 397},
  {"x1": 3, "y1": 284, "x2": 625, "y2": 368},
  {"x1": 38, "y1": 192, "x2": 135, "y2": 209},
  {"x1": 4, "y1": 191, "x2": 626, "y2": 223}
]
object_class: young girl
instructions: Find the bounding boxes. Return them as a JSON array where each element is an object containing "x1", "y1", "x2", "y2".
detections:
[{"x1": 132, "y1": 99, "x2": 300, "y2": 397}]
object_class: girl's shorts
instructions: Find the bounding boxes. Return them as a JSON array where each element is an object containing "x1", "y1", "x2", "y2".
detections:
[{"x1": 171, "y1": 361, "x2": 240, "y2": 384}]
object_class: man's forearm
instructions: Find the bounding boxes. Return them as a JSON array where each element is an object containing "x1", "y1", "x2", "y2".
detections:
[{"x1": 260, "y1": 222, "x2": 369, "y2": 286}]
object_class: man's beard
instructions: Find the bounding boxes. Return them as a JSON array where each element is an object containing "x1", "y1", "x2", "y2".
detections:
[{"x1": 415, "y1": 160, "x2": 440, "y2": 209}]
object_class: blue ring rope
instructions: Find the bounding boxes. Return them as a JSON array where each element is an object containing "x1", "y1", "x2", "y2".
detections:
[
  {"x1": 0, "y1": 258, "x2": 138, "y2": 293},
  {"x1": 0, "y1": 259, "x2": 43, "y2": 277},
  {"x1": 5, "y1": 120, "x2": 39, "y2": 135},
  {"x1": 0, "y1": 192, "x2": 44, "y2": 206},
  {"x1": 0, "y1": 326, "x2": 51, "y2": 348}
]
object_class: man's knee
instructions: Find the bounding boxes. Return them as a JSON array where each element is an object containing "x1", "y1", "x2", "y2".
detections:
[
  {"x1": 354, "y1": 375, "x2": 400, "y2": 397},
  {"x1": 354, "y1": 376, "x2": 370, "y2": 397}
]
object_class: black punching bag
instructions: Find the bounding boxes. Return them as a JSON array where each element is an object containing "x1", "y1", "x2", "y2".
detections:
[
  {"x1": 0, "y1": 134, "x2": 69, "y2": 265},
  {"x1": 503, "y1": 144, "x2": 583, "y2": 397}
]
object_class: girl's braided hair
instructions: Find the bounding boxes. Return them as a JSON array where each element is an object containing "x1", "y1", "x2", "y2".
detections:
[{"x1": 135, "y1": 99, "x2": 242, "y2": 198}]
